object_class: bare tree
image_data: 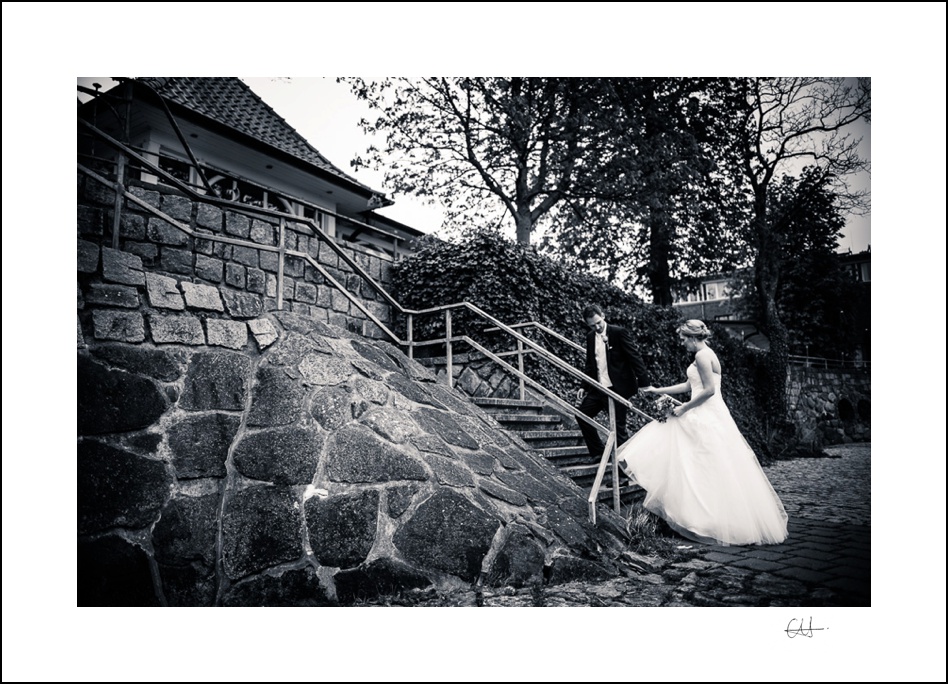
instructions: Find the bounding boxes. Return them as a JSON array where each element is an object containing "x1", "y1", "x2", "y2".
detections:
[
  {"x1": 344, "y1": 77, "x2": 603, "y2": 244},
  {"x1": 737, "y1": 77, "x2": 870, "y2": 416}
]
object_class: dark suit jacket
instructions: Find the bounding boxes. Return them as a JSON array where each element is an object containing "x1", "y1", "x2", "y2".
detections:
[{"x1": 583, "y1": 324, "x2": 651, "y2": 398}]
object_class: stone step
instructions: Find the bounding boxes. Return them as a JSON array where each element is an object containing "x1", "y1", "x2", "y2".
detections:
[
  {"x1": 570, "y1": 473, "x2": 630, "y2": 489},
  {"x1": 596, "y1": 483, "x2": 645, "y2": 505},
  {"x1": 471, "y1": 397, "x2": 546, "y2": 414},
  {"x1": 560, "y1": 463, "x2": 619, "y2": 479},
  {"x1": 535, "y1": 447, "x2": 593, "y2": 468},
  {"x1": 562, "y1": 465, "x2": 631, "y2": 488},
  {"x1": 535, "y1": 445, "x2": 589, "y2": 459},
  {"x1": 493, "y1": 414, "x2": 562, "y2": 426},
  {"x1": 519, "y1": 430, "x2": 584, "y2": 447},
  {"x1": 519, "y1": 429, "x2": 583, "y2": 440}
]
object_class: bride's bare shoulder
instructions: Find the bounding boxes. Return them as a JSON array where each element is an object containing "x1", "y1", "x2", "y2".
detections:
[{"x1": 696, "y1": 347, "x2": 722, "y2": 371}]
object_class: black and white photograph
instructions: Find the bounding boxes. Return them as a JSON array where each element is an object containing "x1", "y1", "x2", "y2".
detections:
[{"x1": 3, "y1": 3, "x2": 946, "y2": 683}]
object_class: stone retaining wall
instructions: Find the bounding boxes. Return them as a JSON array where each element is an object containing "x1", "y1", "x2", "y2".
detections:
[
  {"x1": 787, "y1": 365, "x2": 871, "y2": 446},
  {"x1": 77, "y1": 177, "x2": 634, "y2": 606},
  {"x1": 77, "y1": 312, "x2": 632, "y2": 606},
  {"x1": 78, "y1": 173, "x2": 396, "y2": 344},
  {"x1": 420, "y1": 352, "x2": 524, "y2": 400}
]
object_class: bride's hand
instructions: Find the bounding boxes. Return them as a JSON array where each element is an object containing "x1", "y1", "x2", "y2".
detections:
[
  {"x1": 672, "y1": 405, "x2": 686, "y2": 417},
  {"x1": 641, "y1": 386, "x2": 657, "y2": 394}
]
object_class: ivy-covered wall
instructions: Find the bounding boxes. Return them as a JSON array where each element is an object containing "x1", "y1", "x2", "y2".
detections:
[{"x1": 392, "y1": 230, "x2": 856, "y2": 462}]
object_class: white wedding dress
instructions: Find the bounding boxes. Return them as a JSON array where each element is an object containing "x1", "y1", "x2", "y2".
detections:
[{"x1": 617, "y1": 361, "x2": 789, "y2": 546}]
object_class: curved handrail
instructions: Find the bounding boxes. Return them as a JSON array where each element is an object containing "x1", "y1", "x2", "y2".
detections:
[
  {"x1": 79, "y1": 116, "x2": 664, "y2": 521},
  {"x1": 79, "y1": 118, "x2": 404, "y2": 311},
  {"x1": 482, "y1": 319, "x2": 683, "y2": 407},
  {"x1": 485, "y1": 320, "x2": 584, "y2": 354}
]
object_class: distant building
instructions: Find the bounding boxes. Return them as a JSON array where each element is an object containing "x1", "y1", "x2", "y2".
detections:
[
  {"x1": 672, "y1": 248, "x2": 871, "y2": 359},
  {"x1": 672, "y1": 275, "x2": 739, "y2": 324},
  {"x1": 78, "y1": 77, "x2": 425, "y2": 261},
  {"x1": 836, "y1": 248, "x2": 871, "y2": 361}
]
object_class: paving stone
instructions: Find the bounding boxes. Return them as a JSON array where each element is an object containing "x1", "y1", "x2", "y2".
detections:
[
  {"x1": 701, "y1": 551, "x2": 742, "y2": 564},
  {"x1": 774, "y1": 566, "x2": 835, "y2": 584},
  {"x1": 731, "y1": 557, "x2": 786, "y2": 573}
]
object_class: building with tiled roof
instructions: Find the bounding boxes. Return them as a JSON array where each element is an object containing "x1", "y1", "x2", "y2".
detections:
[
  {"x1": 78, "y1": 77, "x2": 423, "y2": 260},
  {"x1": 672, "y1": 249, "x2": 871, "y2": 360}
]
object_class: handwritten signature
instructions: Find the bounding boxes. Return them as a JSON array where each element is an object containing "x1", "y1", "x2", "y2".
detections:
[{"x1": 785, "y1": 617, "x2": 828, "y2": 638}]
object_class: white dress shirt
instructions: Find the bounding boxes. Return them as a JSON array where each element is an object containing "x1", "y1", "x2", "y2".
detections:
[{"x1": 594, "y1": 330, "x2": 613, "y2": 388}]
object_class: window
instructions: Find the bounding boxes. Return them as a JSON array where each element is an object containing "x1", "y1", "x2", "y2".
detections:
[
  {"x1": 158, "y1": 154, "x2": 193, "y2": 186},
  {"x1": 301, "y1": 204, "x2": 325, "y2": 224},
  {"x1": 206, "y1": 172, "x2": 287, "y2": 211},
  {"x1": 703, "y1": 281, "x2": 730, "y2": 300}
]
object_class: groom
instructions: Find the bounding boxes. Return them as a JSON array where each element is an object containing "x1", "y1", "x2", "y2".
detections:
[{"x1": 577, "y1": 305, "x2": 651, "y2": 460}]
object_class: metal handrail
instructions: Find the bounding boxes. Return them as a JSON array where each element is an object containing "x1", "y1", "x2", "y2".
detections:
[
  {"x1": 485, "y1": 320, "x2": 585, "y2": 354},
  {"x1": 79, "y1": 118, "x2": 406, "y2": 309},
  {"x1": 788, "y1": 354, "x2": 870, "y2": 371},
  {"x1": 406, "y1": 304, "x2": 680, "y2": 521},
  {"x1": 80, "y1": 163, "x2": 404, "y2": 344},
  {"x1": 483, "y1": 319, "x2": 682, "y2": 405},
  {"x1": 460, "y1": 336, "x2": 621, "y2": 521},
  {"x1": 79, "y1": 116, "x2": 665, "y2": 522}
]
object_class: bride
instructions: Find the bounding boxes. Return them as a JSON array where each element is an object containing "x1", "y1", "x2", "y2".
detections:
[{"x1": 617, "y1": 320, "x2": 789, "y2": 546}]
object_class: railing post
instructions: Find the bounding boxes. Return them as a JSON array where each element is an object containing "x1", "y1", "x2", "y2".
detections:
[
  {"x1": 277, "y1": 218, "x2": 286, "y2": 310},
  {"x1": 111, "y1": 152, "x2": 126, "y2": 250},
  {"x1": 445, "y1": 309, "x2": 453, "y2": 388},
  {"x1": 516, "y1": 338, "x2": 525, "y2": 401},
  {"x1": 407, "y1": 314, "x2": 414, "y2": 359},
  {"x1": 608, "y1": 397, "x2": 620, "y2": 514}
]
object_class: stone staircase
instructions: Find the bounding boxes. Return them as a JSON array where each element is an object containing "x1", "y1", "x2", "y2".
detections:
[{"x1": 471, "y1": 397, "x2": 644, "y2": 507}]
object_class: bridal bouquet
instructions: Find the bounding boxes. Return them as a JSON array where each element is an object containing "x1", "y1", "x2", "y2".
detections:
[{"x1": 653, "y1": 395, "x2": 678, "y2": 423}]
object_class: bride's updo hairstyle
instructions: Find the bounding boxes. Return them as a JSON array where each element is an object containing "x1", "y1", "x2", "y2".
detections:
[{"x1": 677, "y1": 319, "x2": 712, "y2": 339}]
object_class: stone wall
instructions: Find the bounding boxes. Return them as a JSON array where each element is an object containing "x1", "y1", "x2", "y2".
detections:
[
  {"x1": 787, "y1": 365, "x2": 871, "y2": 446},
  {"x1": 421, "y1": 352, "x2": 523, "y2": 400},
  {"x1": 78, "y1": 173, "x2": 396, "y2": 344},
  {"x1": 418, "y1": 352, "x2": 583, "y2": 429},
  {"x1": 77, "y1": 175, "x2": 635, "y2": 606},
  {"x1": 78, "y1": 311, "x2": 632, "y2": 606}
]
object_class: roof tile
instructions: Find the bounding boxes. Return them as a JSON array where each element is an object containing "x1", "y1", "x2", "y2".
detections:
[{"x1": 136, "y1": 77, "x2": 367, "y2": 190}]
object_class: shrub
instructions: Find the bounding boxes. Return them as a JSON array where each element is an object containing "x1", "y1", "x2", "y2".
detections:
[{"x1": 394, "y1": 229, "x2": 776, "y2": 460}]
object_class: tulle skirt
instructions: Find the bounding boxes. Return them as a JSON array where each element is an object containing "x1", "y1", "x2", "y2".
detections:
[{"x1": 617, "y1": 397, "x2": 788, "y2": 546}]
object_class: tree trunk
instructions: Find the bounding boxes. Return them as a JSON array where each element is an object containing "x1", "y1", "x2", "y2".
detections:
[
  {"x1": 752, "y1": 199, "x2": 789, "y2": 420},
  {"x1": 515, "y1": 212, "x2": 532, "y2": 245},
  {"x1": 647, "y1": 213, "x2": 673, "y2": 306}
]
